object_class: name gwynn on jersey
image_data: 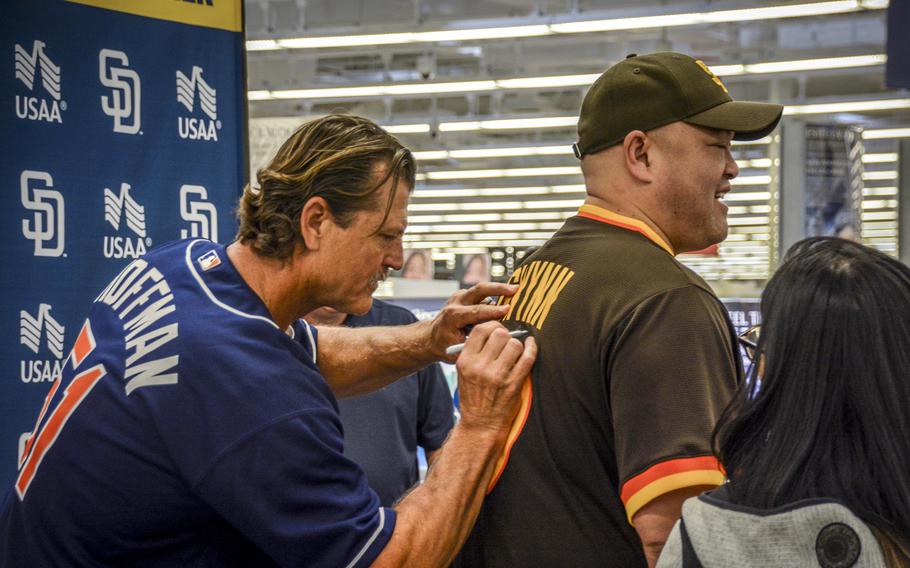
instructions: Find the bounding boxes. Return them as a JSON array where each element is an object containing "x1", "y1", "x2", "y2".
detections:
[
  {"x1": 501, "y1": 260, "x2": 575, "y2": 331},
  {"x1": 95, "y1": 259, "x2": 179, "y2": 395}
]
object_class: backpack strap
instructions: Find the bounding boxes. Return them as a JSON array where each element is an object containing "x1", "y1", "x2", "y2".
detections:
[{"x1": 679, "y1": 518, "x2": 706, "y2": 568}]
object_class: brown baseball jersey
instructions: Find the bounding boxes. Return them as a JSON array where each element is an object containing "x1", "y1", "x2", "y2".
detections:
[{"x1": 455, "y1": 204, "x2": 741, "y2": 567}]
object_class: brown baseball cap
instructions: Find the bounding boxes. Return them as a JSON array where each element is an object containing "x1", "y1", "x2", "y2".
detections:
[{"x1": 573, "y1": 52, "x2": 784, "y2": 158}]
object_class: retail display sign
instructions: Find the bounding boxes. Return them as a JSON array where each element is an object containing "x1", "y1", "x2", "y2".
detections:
[{"x1": 804, "y1": 125, "x2": 864, "y2": 240}]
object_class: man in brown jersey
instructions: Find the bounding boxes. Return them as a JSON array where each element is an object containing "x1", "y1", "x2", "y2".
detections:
[{"x1": 456, "y1": 52, "x2": 783, "y2": 568}]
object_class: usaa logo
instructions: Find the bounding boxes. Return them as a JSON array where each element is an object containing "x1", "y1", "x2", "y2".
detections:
[
  {"x1": 19, "y1": 303, "x2": 65, "y2": 384},
  {"x1": 176, "y1": 66, "x2": 220, "y2": 142},
  {"x1": 14, "y1": 40, "x2": 65, "y2": 124},
  {"x1": 102, "y1": 182, "x2": 151, "y2": 259}
]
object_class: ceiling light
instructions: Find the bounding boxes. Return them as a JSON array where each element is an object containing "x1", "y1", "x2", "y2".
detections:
[
  {"x1": 726, "y1": 191, "x2": 771, "y2": 202},
  {"x1": 417, "y1": 25, "x2": 551, "y2": 42},
  {"x1": 862, "y1": 171, "x2": 898, "y2": 181},
  {"x1": 248, "y1": 1, "x2": 885, "y2": 52},
  {"x1": 863, "y1": 127, "x2": 910, "y2": 139},
  {"x1": 785, "y1": 99, "x2": 910, "y2": 115},
  {"x1": 862, "y1": 153, "x2": 898, "y2": 163},
  {"x1": 425, "y1": 166, "x2": 581, "y2": 180},
  {"x1": 741, "y1": 54, "x2": 885, "y2": 74},
  {"x1": 439, "y1": 117, "x2": 577, "y2": 132},
  {"x1": 733, "y1": 175, "x2": 773, "y2": 185},
  {"x1": 252, "y1": 55, "x2": 885, "y2": 102},
  {"x1": 385, "y1": 123, "x2": 431, "y2": 134}
]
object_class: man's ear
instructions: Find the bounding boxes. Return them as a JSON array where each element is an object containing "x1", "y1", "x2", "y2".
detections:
[
  {"x1": 299, "y1": 197, "x2": 332, "y2": 251},
  {"x1": 622, "y1": 130, "x2": 654, "y2": 184}
]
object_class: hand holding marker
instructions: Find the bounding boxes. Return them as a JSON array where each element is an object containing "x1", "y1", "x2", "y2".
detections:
[
  {"x1": 445, "y1": 296, "x2": 529, "y2": 356},
  {"x1": 446, "y1": 329, "x2": 529, "y2": 356}
]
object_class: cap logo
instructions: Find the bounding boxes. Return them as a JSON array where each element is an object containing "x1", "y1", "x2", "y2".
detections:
[{"x1": 695, "y1": 60, "x2": 728, "y2": 94}]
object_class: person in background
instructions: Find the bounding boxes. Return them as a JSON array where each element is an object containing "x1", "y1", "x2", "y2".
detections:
[
  {"x1": 456, "y1": 52, "x2": 783, "y2": 568},
  {"x1": 460, "y1": 254, "x2": 490, "y2": 288},
  {"x1": 402, "y1": 249, "x2": 433, "y2": 280},
  {"x1": 658, "y1": 237, "x2": 910, "y2": 568},
  {"x1": 305, "y1": 299, "x2": 455, "y2": 506}
]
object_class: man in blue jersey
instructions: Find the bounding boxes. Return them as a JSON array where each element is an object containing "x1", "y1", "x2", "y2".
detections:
[
  {"x1": 305, "y1": 301, "x2": 454, "y2": 507},
  {"x1": 0, "y1": 114, "x2": 536, "y2": 567}
]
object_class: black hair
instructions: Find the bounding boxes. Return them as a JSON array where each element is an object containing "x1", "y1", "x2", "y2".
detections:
[{"x1": 715, "y1": 237, "x2": 910, "y2": 542}]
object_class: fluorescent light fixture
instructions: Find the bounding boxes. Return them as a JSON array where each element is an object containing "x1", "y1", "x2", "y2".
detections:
[
  {"x1": 862, "y1": 153, "x2": 898, "y2": 163},
  {"x1": 412, "y1": 145, "x2": 570, "y2": 160},
  {"x1": 460, "y1": 201, "x2": 524, "y2": 210},
  {"x1": 505, "y1": 212, "x2": 569, "y2": 221},
  {"x1": 862, "y1": 171, "x2": 898, "y2": 181},
  {"x1": 411, "y1": 150, "x2": 450, "y2": 160},
  {"x1": 863, "y1": 186, "x2": 897, "y2": 196},
  {"x1": 861, "y1": 199, "x2": 897, "y2": 209},
  {"x1": 523, "y1": 199, "x2": 584, "y2": 209},
  {"x1": 786, "y1": 99, "x2": 910, "y2": 115},
  {"x1": 439, "y1": 116, "x2": 577, "y2": 132},
  {"x1": 495, "y1": 74, "x2": 600, "y2": 89},
  {"x1": 247, "y1": 90, "x2": 273, "y2": 101},
  {"x1": 251, "y1": 55, "x2": 885, "y2": 102},
  {"x1": 248, "y1": 1, "x2": 886, "y2": 52},
  {"x1": 383, "y1": 80, "x2": 498, "y2": 95},
  {"x1": 417, "y1": 25, "x2": 551, "y2": 43},
  {"x1": 384, "y1": 123, "x2": 431, "y2": 134},
  {"x1": 373, "y1": 98, "x2": 906, "y2": 137},
  {"x1": 443, "y1": 213, "x2": 503, "y2": 222},
  {"x1": 413, "y1": 186, "x2": 555, "y2": 198},
  {"x1": 278, "y1": 33, "x2": 416, "y2": 49},
  {"x1": 425, "y1": 166, "x2": 580, "y2": 180},
  {"x1": 552, "y1": 184, "x2": 586, "y2": 193},
  {"x1": 862, "y1": 211, "x2": 898, "y2": 220},
  {"x1": 728, "y1": 216, "x2": 770, "y2": 226},
  {"x1": 739, "y1": 54, "x2": 885, "y2": 74},
  {"x1": 246, "y1": 40, "x2": 279, "y2": 51},
  {"x1": 415, "y1": 145, "x2": 765, "y2": 162},
  {"x1": 732, "y1": 175, "x2": 772, "y2": 185},
  {"x1": 863, "y1": 127, "x2": 910, "y2": 139}
]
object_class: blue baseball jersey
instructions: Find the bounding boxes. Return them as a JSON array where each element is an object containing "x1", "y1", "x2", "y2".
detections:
[{"x1": 0, "y1": 239, "x2": 394, "y2": 567}]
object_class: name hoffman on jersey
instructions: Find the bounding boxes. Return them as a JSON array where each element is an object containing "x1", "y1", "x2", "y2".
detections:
[{"x1": 95, "y1": 259, "x2": 179, "y2": 395}]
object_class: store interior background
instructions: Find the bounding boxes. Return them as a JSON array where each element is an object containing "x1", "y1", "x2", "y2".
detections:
[{"x1": 243, "y1": 0, "x2": 907, "y2": 391}]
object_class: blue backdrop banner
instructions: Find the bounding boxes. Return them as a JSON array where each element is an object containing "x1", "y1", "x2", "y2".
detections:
[{"x1": 1, "y1": 0, "x2": 246, "y2": 489}]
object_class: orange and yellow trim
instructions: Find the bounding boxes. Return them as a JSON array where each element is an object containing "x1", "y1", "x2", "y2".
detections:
[
  {"x1": 577, "y1": 204, "x2": 675, "y2": 256},
  {"x1": 620, "y1": 455, "x2": 725, "y2": 523},
  {"x1": 487, "y1": 373, "x2": 532, "y2": 493}
]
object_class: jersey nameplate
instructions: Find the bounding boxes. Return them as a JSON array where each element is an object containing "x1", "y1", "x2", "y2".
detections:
[
  {"x1": 501, "y1": 260, "x2": 574, "y2": 330},
  {"x1": 95, "y1": 259, "x2": 179, "y2": 395}
]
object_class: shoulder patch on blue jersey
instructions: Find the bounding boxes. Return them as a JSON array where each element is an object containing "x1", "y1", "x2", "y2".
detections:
[{"x1": 197, "y1": 250, "x2": 222, "y2": 272}]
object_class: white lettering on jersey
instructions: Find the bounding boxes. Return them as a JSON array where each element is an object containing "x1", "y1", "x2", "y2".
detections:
[{"x1": 97, "y1": 259, "x2": 179, "y2": 394}]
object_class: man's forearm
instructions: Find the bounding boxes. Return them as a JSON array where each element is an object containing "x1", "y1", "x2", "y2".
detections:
[
  {"x1": 371, "y1": 424, "x2": 503, "y2": 568},
  {"x1": 317, "y1": 321, "x2": 436, "y2": 398}
]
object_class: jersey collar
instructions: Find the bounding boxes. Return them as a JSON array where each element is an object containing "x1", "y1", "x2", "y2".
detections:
[{"x1": 576, "y1": 204, "x2": 675, "y2": 256}]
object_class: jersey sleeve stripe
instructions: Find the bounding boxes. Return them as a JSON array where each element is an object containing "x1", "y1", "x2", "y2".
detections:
[
  {"x1": 303, "y1": 322, "x2": 317, "y2": 365},
  {"x1": 344, "y1": 507, "x2": 388, "y2": 568},
  {"x1": 486, "y1": 373, "x2": 532, "y2": 493},
  {"x1": 620, "y1": 456, "x2": 725, "y2": 523}
]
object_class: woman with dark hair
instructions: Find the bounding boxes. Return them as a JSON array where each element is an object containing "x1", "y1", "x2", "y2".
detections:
[{"x1": 658, "y1": 237, "x2": 910, "y2": 567}]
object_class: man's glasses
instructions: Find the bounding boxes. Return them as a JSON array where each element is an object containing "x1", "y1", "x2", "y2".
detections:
[{"x1": 737, "y1": 325, "x2": 761, "y2": 362}]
